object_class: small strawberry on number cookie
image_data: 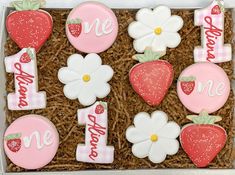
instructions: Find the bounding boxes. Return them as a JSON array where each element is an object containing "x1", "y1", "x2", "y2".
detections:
[
  {"x1": 5, "y1": 133, "x2": 22, "y2": 153},
  {"x1": 6, "y1": 0, "x2": 53, "y2": 52},
  {"x1": 67, "y1": 18, "x2": 82, "y2": 37},
  {"x1": 129, "y1": 48, "x2": 173, "y2": 106},
  {"x1": 180, "y1": 111, "x2": 227, "y2": 167}
]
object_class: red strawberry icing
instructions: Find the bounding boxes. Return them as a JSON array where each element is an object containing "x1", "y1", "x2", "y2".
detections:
[
  {"x1": 129, "y1": 49, "x2": 173, "y2": 106},
  {"x1": 180, "y1": 111, "x2": 227, "y2": 167},
  {"x1": 6, "y1": 0, "x2": 53, "y2": 52}
]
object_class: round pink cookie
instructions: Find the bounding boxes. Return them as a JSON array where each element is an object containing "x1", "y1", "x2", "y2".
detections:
[
  {"x1": 4, "y1": 115, "x2": 59, "y2": 169},
  {"x1": 177, "y1": 63, "x2": 230, "y2": 114},
  {"x1": 66, "y1": 2, "x2": 118, "y2": 53}
]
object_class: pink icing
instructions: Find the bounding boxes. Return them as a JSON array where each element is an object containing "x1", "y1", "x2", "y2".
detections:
[
  {"x1": 4, "y1": 115, "x2": 59, "y2": 169},
  {"x1": 76, "y1": 102, "x2": 114, "y2": 163},
  {"x1": 66, "y1": 2, "x2": 118, "y2": 53},
  {"x1": 177, "y1": 63, "x2": 230, "y2": 114}
]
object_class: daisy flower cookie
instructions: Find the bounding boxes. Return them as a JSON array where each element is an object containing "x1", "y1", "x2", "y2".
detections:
[
  {"x1": 126, "y1": 111, "x2": 181, "y2": 163},
  {"x1": 128, "y1": 6, "x2": 183, "y2": 53},
  {"x1": 58, "y1": 53, "x2": 114, "y2": 106}
]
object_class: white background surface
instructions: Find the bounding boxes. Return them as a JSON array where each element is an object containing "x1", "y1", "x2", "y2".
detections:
[{"x1": 0, "y1": 0, "x2": 234, "y2": 174}]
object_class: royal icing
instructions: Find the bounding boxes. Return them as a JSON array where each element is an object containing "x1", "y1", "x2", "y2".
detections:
[
  {"x1": 126, "y1": 111, "x2": 180, "y2": 163},
  {"x1": 4, "y1": 115, "x2": 59, "y2": 169},
  {"x1": 76, "y1": 102, "x2": 114, "y2": 163},
  {"x1": 194, "y1": 0, "x2": 232, "y2": 63},
  {"x1": 5, "y1": 48, "x2": 46, "y2": 110},
  {"x1": 177, "y1": 62, "x2": 230, "y2": 113},
  {"x1": 128, "y1": 6, "x2": 183, "y2": 53},
  {"x1": 66, "y1": 2, "x2": 118, "y2": 53},
  {"x1": 7, "y1": 0, "x2": 53, "y2": 52},
  {"x1": 58, "y1": 53, "x2": 114, "y2": 106},
  {"x1": 129, "y1": 48, "x2": 173, "y2": 106},
  {"x1": 180, "y1": 111, "x2": 227, "y2": 167}
]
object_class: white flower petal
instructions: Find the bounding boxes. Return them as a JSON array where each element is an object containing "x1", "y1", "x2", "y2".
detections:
[
  {"x1": 67, "y1": 54, "x2": 84, "y2": 74},
  {"x1": 133, "y1": 112, "x2": 155, "y2": 136},
  {"x1": 133, "y1": 34, "x2": 155, "y2": 53},
  {"x1": 132, "y1": 140, "x2": 152, "y2": 158},
  {"x1": 83, "y1": 53, "x2": 102, "y2": 74},
  {"x1": 157, "y1": 122, "x2": 181, "y2": 139},
  {"x1": 162, "y1": 15, "x2": 183, "y2": 32},
  {"x1": 93, "y1": 83, "x2": 111, "y2": 98},
  {"x1": 161, "y1": 32, "x2": 181, "y2": 48},
  {"x1": 151, "y1": 111, "x2": 168, "y2": 133},
  {"x1": 151, "y1": 35, "x2": 167, "y2": 52},
  {"x1": 92, "y1": 65, "x2": 114, "y2": 82},
  {"x1": 63, "y1": 81, "x2": 82, "y2": 100},
  {"x1": 158, "y1": 138, "x2": 179, "y2": 155},
  {"x1": 58, "y1": 68, "x2": 81, "y2": 84},
  {"x1": 149, "y1": 142, "x2": 166, "y2": 163},
  {"x1": 126, "y1": 126, "x2": 149, "y2": 144},
  {"x1": 78, "y1": 85, "x2": 96, "y2": 106},
  {"x1": 128, "y1": 21, "x2": 153, "y2": 39},
  {"x1": 136, "y1": 6, "x2": 171, "y2": 28}
]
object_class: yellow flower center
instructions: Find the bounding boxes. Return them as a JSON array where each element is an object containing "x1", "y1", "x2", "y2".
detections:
[
  {"x1": 154, "y1": 27, "x2": 162, "y2": 35},
  {"x1": 150, "y1": 134, "x2": 158, "y2": 142},
  {"x1": 82, "y1": 74, "x2": 91, "y2": 82}
]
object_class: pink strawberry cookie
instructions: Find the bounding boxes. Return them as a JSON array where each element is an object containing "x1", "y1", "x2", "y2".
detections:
[
  {"x1": 66, "y1": 2, "x2": 118, "y2": 53},
  {"x1": 4, "y1": 115, "x2": 59, "y2": 169},
  {"x1": 177, "y1": 63, "x2": 230, "y2": 114}
]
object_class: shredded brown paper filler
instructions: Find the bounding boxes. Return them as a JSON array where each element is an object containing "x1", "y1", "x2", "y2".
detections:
[{"x1": 4, "y1": 9, "x2": 234, "y2": 172}]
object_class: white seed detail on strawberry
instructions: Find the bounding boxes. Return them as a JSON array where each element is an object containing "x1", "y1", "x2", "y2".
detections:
[
  {"x1": 67, "y1": 18, "x2": 82, "y2": 38},
  {"x1": 180, "y1": 76, "x2": 196, "y2": 95},
  {"x1": 5, "y1": 133, "x2": 22, "y2": 153}
]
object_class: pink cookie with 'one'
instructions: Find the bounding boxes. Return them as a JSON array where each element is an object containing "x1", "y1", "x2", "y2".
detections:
[
  {"x1": 4, "y1": 115, "x2": 59, "y2": 169},
  {"x1": 66, "y1": 2, "x2": 118, "y2": 53},
  {"x1": 177, "y1": 63, "x2": 230, "y2": 114}
]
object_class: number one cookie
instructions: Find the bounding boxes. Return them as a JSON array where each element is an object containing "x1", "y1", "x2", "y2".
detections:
[
  {"x1": 76, "y1": 102, "x2": 114, "y2": 163},
  {"x1": 194, "y1": 0, "x2": 232, "y2": 63},
  {"x1": 5, "y1": 48, "x2": 46, "y2": 110}
]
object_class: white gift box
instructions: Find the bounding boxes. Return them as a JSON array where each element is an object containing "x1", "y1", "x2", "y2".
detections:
[{"x1": 0, "y1": 0, "x2": 235, "y2": 174}]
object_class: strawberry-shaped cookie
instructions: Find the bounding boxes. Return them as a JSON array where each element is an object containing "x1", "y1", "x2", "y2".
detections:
[
  {"x1": 5, "y1": 133, "x2": 22, "y2": 153},
  {"x1": 6, "y1": 0, "x2": 53, "y2": 52},
  {"x1": 129, "y1": 48, "x2": 173, "y2": 106},
  {"x1": 180, "y1": 111, "x2": 227, "y2": 167},
  {"x1": 179, "y1": 76, "x2": 196, "y2": 95}
]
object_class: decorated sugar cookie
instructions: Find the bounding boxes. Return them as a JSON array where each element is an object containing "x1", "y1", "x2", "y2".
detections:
[
  {"x1": 58, "y1": 53, "x2": 113, "y2": 106},
  {"x1": 128, "y1": 6, "x2": 183, "y2": 53},
  {"x1": 66, "y1": 2, "x2": 118, "y2": 53},
  {"x1": 126, "y1": 111, "x2": 180, "y2": 163},
  {"x1": 6, "y1": 0, "x2": 53, "y2": 52},
  {"x1": 4, "y1": 115, "x2": 59, "y2": 169},
  {"x1": 129, "y1": 48, "x2": 173, "y2": 106},
  {"x1": 194, "y1": 0, "x2": 232, "y2": 63},
  {"x1": 76, "y1": 102, "x2": 114, "y2": 163},
  {"x1": 177, "y1": 63, "x2": 230, "y2": 113},
  {"x1": 180, "y1": 111, "x2": 227, "y2": 167},
  {"x1": 5, "y1": 48, "x2": 46, "y2": 110}
]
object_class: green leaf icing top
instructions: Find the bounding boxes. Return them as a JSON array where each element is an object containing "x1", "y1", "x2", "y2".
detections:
[
  {"x1": 99, "y1": 101, "x2": 107, "y2": 109},
  {"x1": 67, "y1": 18, "x2": 82, "y2": 24},
  {"x1": 133, "y1": 47, "x2": 166, "y2": 63},
  {"x1": 26, "y1": 48, "x2": 35, "y2": 60},
  {"x1": 187, "y1": 110, "x2": 222, "y2": 124},
  {"x1": 5, "y1": 133, "x2": 22, "y2": 140},
  {"x1": 11, "y1": 0, "x2": 45, "y2": 11},
  {"x1": 216, "y1": 0, "x2": 225, "y2": 12},
  {"x1": 180, "y1": 76, "x2": 196, "y2": 82}
]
